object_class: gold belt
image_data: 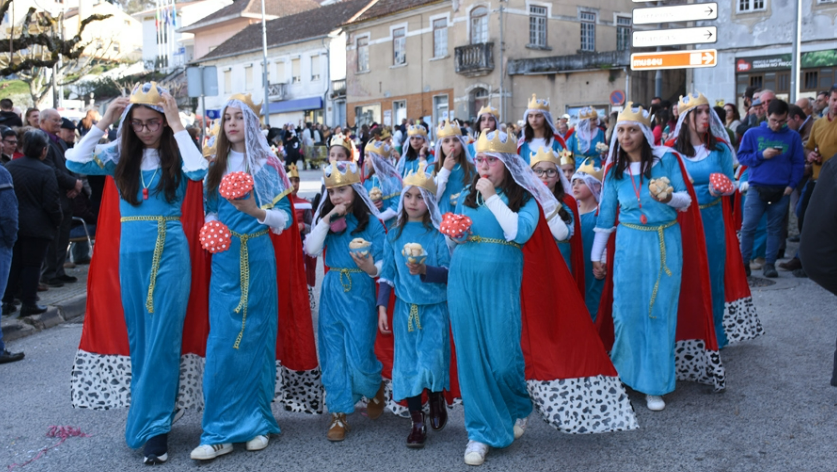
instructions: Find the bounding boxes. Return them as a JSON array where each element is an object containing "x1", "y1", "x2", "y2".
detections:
[
  {"x1": 119, "y1": 216, "x2": 181, "y2": 314},
  {"x1": 620, "y1": 220, "x2": 677, "y2": 318},
  {"x1": 408, "y1": 304, "x2": 422, "y2": 332},
  {"x1": 332, "y1": 267, "x2": 363, "y2": 292},
  {"x1": 466, "y1": 235, "x2": 522, "y2": 249},
  {"x1": 229, "y1": 228, "x2": 270, "y2": 349},
  {"x1": 699, "y1": 198, "x2": 721, "y2": 210},
  {"x1": 382, "y1": 192, "x2": 400, "y2": 201}
]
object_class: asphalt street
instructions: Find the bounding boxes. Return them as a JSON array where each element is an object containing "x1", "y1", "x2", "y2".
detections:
[{"x1": 1, "y1": 172, "x2": 836, "y2": 471}]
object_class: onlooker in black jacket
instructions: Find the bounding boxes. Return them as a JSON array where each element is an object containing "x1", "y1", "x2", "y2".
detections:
[
  {"x1": 2, "y1": 129, "x2": 62, "y2": 317},
  {"x1": 0, "y1": 162, "x2": 24, "y2": 363},
  {"x1": 0, "y1": 99, "x2": 23, "y2": 128},
  {"x1": 39, "y1": 109, "x2": 81, "y2": 286}
]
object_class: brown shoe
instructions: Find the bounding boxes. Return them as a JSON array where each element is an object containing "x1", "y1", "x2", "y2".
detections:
[
  {"x1": 406, "y1": 411, "x2": 427, "y2": 448},
  {"x1": 64, "y1": 261, "x2": 76, "y2": 269},
  {"x1": 327, "y1": 413, "x2": 349, "y2": 442},
  {"x1": 778, "y1": 258, "x2": 802, "y2": 271},
  {"x1": 366, "y1": 382, "x2": 386, "y2": 420}
]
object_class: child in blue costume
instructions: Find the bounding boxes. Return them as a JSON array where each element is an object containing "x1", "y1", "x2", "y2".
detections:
[
  {"x1": 567, "y1": 107, "x2": 607, "y2": 168},
  {"x1": 396, "y1": 124, "x2": 434, "y2": 178},
  {"x1": 190, "y1": 95, "x2": 293, "y2": 460},
  {"x1": 303, "y1": 161, "x2": 387, "y2": 442},
  {"x1": 65, "y1": 83, "x2": 208, "y2": 464},
  {"x1": 591, "y1": 103, "x2": 692, "y2": 413},
  {"x1": 362, "y1": 140, "x2": 401, "y2": 229},
  {"x1": 571, "y1": 160, "x2": 605, "y2": 320},
  {"x1": 376, "y1": 163, "x2": 451, "y2": 448},
  {"x1": 672, "y1": 93, "x2": 737, "y2": 348},
  {"x1": 517, "y1": 94, "x2": 566, "y2": 165},
  {"x1": 468, "y1": 105, "x2": 501, "y2": 163},
  {"x1": 434, "y1": 119, "x2": 476, "y2": 214},
  {"x1": 529, "y1": 146, "x2": 575, "y2": 271}
]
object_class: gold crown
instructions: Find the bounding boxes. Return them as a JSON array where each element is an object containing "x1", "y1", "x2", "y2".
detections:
[
  {"x1": 323, "y1": 162, "x2": 361, "y2": 189},
  {"x1": 530, "y1": 146, "x2": 562, "y2": 169},
  {"x1": 576, "y1": 158, "x2": 603, "y2": 182},
  {"x1": 559, "y1": 149, "x2": 575, "y2": 167},
  {"x1": 329, "y1": 134, "x2": 355, "y2": 155},
  {"x1": 678, "y1": 92, "x2": 710, "y2": 115},
  {"x1": 436, "y1": 118, "x2": 462, "y2": 139},
  {"x1": 617, "y1": 102, "x2": 652, "y2": 128},
  {"x1": 476, "y1": 131, "x2": 517, "y2": 154},
  {"x1": 527, "y1": 93, "x2": 550, "y2": 112},
  {"x1": 407, "y1": 124, "x2": 428, "y2": 137},
  {"x1": 364, "y1": 139, "x2": 388, "y2": 156},
  {"x1": 130, "y1": 81, "x2": 163, "y2": 106},
  {"x1": 287, "y1": 163, "x2": 300, "y2": 179},
  {"x1": 477, "y1": 105, "x2": 500, "y2": 121},
  {"x1": 378, "y1": 127, "x2": 392, "y2": 140},
  {"x1": 202, "y1": 143, "x2": 216, "y2": 159},
  {"x1": 208, "y1": 122, "x2": 220, "y2": 137},
  {"x1": 579, "y1": 106, "x2": 598, "y2": 120},
  {"x1": 228, "y1": 93, "x2": 263, "y2": 117},
  {"x1": 403, "y1": 161, "x2": 437, "y2": 195}
]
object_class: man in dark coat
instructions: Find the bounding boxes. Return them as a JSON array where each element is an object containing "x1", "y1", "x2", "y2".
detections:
[{"x1": 0, "y1": 99, "x2": 23, "y2": 128}]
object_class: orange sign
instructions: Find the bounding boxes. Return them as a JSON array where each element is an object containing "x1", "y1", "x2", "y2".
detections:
[{"x1": 631, "y1": 50, "x2": 717, "y2": 71}]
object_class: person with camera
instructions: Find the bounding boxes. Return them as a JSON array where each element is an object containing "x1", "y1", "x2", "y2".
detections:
[{"x1": 737, "y1": 99, "x2": 805, "y2": 278}]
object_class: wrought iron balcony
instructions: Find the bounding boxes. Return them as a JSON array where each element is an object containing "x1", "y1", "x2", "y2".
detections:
[
  {"x1": 455, "y1": 42, "x2": 494, "y2": 77},
  {"x1": 332, "y1": 79, "x2": 346, "y2": 98},
  {"x1": 268, "y1": 83, "x2": 287, "y2": 101}
]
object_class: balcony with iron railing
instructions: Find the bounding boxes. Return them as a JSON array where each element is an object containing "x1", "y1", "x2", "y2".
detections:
[
  {"x1": 268, "y1": 83, "x2": 287, "y2": 101},
  {"x1": 455, "y1": 42, "x2": 494, "y2": 77}
]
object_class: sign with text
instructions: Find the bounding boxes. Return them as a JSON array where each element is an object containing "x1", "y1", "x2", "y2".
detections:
[
  {"x1": 633, "y1": 26, "x2": 717, "y2": 48},
  {"x1": 631, "y1": 50, "x2": 717, "y2": 71},
  {"x1": 633, "y1": 3, "x2": 717, "y2": 24}
]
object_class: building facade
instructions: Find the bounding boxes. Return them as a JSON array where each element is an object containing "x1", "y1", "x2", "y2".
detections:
[
  {"x1": 344, "y1": 0, "x2": 682, "y2": 133},
  {"x1": 692, "y1": 0, "x2": 837, "y2": 108}
]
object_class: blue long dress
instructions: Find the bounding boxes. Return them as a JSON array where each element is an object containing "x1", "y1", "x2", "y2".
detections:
[
  {"x1": 596, "y1": 153, "x2": 688, "y2": 396},
  {"x1": 200, "y1": 154, "x2": 292, "y2": 445},
  {"x1": 319, "y1": 213, "x2": 386, "y2": 414},
  {"x1": 567, "y1": 128, "x2": 606, "y2": 168},
  {"x1": 398, "y1": 156, "x2": 435, "y2": 179},
  {"x1": 380, "y1": 222, "x2": 450, "y2": 401},
  {"x1": 437, "y1": 163, "x2": 472, "y2": 214},
  {"x1": 448, "y1": 189, "x2": 540, "y2": 448},
  {"x1": 580, "y1": 210, "x2": 604, "y2": 321},
  {"x1": 66, "y1": 128, "x2": 207, "y2": 448},
  {"x1": 682, "y1": 144, "x2": 734, "y2": 348},
  {"x1": 363, "y1": 175, "x2": 398, "y2": 229},
  {"x1": 555, "y1": 201, "x2": 574, "y2": 272},
  {"x1": 519, "y1": 137, "x2": 564, "y2": 165}
]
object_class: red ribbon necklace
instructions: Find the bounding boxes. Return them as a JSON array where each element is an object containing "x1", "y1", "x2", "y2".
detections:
[{"x1": 628, "y1": 164, "x2": 648, "y2": 225}]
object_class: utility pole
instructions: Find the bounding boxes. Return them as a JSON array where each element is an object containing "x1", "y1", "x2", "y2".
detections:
[
  {"x1": 260, "y1": 0, "x2": 270, "y2": 126},
  {"x1": 790, "y1": 0, "x2": 802, "y2": 103}
]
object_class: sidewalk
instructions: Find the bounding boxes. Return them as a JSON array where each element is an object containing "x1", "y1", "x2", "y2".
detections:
[{"x1": 1, "y1": 263, "x2": 89, "y2": 342}]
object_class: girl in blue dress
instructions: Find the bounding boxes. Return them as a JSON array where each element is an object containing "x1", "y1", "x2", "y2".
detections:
[
  {"x1": 469, "y1": 105, "x2": 500, "y2": 157},
  {"x1": 362, "y1": 140, "x2": 402, "y2": 229},
  {"x1": 303, "y1": 161, "x2": 387, "y2": 442},
  {"x1": 571, "y1": 160, "x2": 605, "y2": 320},
  {"x1": 591, "y1": 103, "x2": 692, "y2": 412},
  {"x1": 396, "y1": 125, "x2": 433, "y2": 177},
  {"x1": 190, "y1": 95, "x2": 293, "y2": 460},
  {"x1": 65, "y1": 82, "x2": 209, "y2": 464},
  {"x1": 376, "y1": 163, "x2": 450, "y2": 449},
  {"x1": 434, "y1": 119, "x2": 476, "y2": 214},
  {"x1": 671, "y1": 93, "x2": 737, "y2": 348},
  {"x1": 517, "y1": 94, "x2": 566, "y2": 164},
  {"x1": 567, "y1": 107, "x2": 606, "y2": 168},
  {"x1": 529, "y1": 147, "x2": 575, "y2": 271},
  {"x1": 448, "y1": 131, "x2": 574, "y2": 466}
]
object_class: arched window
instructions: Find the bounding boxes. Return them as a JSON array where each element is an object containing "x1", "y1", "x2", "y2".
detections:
[
  {"x1": 470, "y1": 87, "x2": 489, "y2": 119},
  {"x1": 470, "y1": 6, "x2": 488, "y2": 44}
]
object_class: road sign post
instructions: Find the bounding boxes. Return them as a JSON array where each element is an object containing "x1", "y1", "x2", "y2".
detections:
[
  {"x1": 187, "y1": 65, "x2": 218, "y2": 147},
  {"x1": 631, "y1": 50, "x2": 717, "y2": 71}
]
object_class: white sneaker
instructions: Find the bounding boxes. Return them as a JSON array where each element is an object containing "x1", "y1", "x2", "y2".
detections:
[
  {"x1": 190, "y1": 443, "x2": 233, "y2": 461},
  {"x1": 645, "y1": 395, "x2": 666, "y2": 411},
  {"x1": 246, "y1": 434, "x2": 269, "y2": 451},
  {"x1": 464, "y1": 440, "x2": 489, "y2": 466},
  {"x1": 513, "y1": 417, "x2": 528, "y2": 439}
]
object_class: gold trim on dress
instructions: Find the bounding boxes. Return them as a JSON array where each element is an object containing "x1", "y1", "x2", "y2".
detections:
[
  {"x1": 229, "y1": 228, "x2": 270, "y2": 349},
  {"x1": 699, "y1": 198, "x2": 721, "y2": 210},
  {"x1": 331, "y1": 267, "x2": 363, "y2": 292},
  {"x1": 119, "y1": 216, "x2": 181, "y2": 314},
  {"x1": 466, "y1": 235, "x2": 522, "y2": 249},
  {"x1": 620, "y1": 219, "x2": 677, "y2": 318}
]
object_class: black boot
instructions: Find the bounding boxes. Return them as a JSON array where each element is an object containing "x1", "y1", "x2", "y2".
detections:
[
  {"x1": 406, "y1": 411, "x2": 427, "y2": 448},
  {"x1": 428, "y1": 392, "x2": 448, "y2": 431},
  {"x1": 19, "y1": 304, "x2": 47, "y2": 317}
]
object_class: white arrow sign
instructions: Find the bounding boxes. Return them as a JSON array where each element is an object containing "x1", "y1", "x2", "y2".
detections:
[
  {"x1": 632, "y1": 26, "x2": 717, "y2": 48},
  {"x1": 632, "y1": 3, "x2": 717, "y2": 25}
]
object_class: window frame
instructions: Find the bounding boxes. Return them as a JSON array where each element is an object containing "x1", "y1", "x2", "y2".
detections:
[
  {"x1": 528, "y1": 5, "x2": 548, "y2": 48},
  {"x1": 470, "y1": 6, "x2": 489, "y2": 45},
  {"x1": 392, "y1": 27, "x2": 406, "y2": 66},
  {"x1": 310, "y1": 54, "x2": 321, "y2": 82},
  {"x1": 736, "y1": 0, "x2": 766, "y2": 13},
  {"x1": 223, "y1": 69, "x2": 232, "y2": 94},
  {"x1": 616, "y1": 15, "x2": 631, "y2": 51},
  {"x1": 579, "y1": 11, "x2": 596, "y2": 52},
  {"x1": 356, "y1": 35, "x2": 370, "y2": 72},
  {"x1": 244, "y1": 65, "x2": 254, "y2": 90},
  {"x1": 432, "y1": 17, "x2": 448, "y2": 58},
  {"x1": 291, "y1": 58, "x2": 301, "y2": 84}
]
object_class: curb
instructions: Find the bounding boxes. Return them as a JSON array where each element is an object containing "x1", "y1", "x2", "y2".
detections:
[{"x1": 1, "y1": 293, "x2": 86, "y2": 343}]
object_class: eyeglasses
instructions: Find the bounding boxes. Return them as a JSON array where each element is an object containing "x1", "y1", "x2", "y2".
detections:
[
  {"x1": 533, "y1": 168, "x2": 558, "y2": 177},
  {"x1": 3, "y1": 139, "x2": 17, "y2": 146},
  {"x1": 475, "y1": 156, "x2": 501, "y2": 166},
  {"x1": 130, "y1": 120, "x2": 162, "y2": 132}
]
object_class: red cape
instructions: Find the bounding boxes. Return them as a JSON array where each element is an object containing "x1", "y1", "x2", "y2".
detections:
[
  {"x1": 563, "y1": 194, "x2": 586, "y2": 299},
  {"x1": 595, "y1": 154, "x2": 722, "y2": 373}
]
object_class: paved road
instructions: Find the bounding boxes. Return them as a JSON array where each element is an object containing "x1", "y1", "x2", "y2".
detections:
[{"x1": 3, "y1": 271, "x2": 836, "y2": 471}]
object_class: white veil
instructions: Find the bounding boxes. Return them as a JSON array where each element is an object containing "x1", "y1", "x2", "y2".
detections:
[
  {"x1": 313, "y1": 161, "x2": 382, "y2": 224},
  {"x1": 396, "y1": 126, "x2": 429, "y2": 175},
  {"x1": 365, "y1": 143, "x2": 403, "y2": 198},
  {"x1": 672, "y1": 101, "x2": 738, "y2": 163},
  {"x1": 395, "y1": 185, "x2": 443, "y2": 231},
  {"x1": 433, "y1": 134, "x2": 475, "y2": 167}
]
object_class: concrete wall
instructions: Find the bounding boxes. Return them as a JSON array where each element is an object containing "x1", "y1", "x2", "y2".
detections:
[{"x1": 193, "y1": 19, "x2": 258, "y2": 61}]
